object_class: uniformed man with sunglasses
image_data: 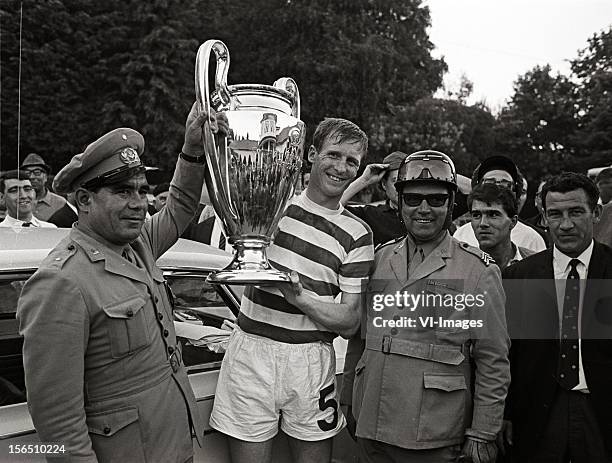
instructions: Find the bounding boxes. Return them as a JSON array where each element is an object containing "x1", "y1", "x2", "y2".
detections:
[{"x1": 352, "y1": 151, "x2": 510, "y2": 463}]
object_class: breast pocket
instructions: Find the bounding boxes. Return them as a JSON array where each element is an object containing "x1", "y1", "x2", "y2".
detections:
[
  {"x1": 102, "y1": 295, "x2": 150, "y2": 358},
  {"x1": 417, "y1": 373, "x2": 468, "y2": 442}
]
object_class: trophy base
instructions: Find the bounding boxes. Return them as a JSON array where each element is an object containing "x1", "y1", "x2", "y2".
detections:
[
  {"x1": 206, "y1": 238, "x2": 291, "y2": 285},
  {"x1": 206, "y1": 268, "x2": 291, "y2": 285}
]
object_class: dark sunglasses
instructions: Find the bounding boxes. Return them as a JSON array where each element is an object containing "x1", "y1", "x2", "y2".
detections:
[{"x1": 402, "y1": 193, "x2": 449, "y2": 207}]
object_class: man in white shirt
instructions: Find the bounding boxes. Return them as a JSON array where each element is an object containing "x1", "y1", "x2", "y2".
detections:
[
  {"x1": 0, "y1": 170, "x2": 56, "y2": 228},
  {"x1": 469, "y1": 182, "x2": 534, "y2": 269},
  {"x1": 502, "y1": 172, "x2": 612, "y2": 461},
  {"x1": 453, "y1": 156, "x2": 546, "y2": 252}
]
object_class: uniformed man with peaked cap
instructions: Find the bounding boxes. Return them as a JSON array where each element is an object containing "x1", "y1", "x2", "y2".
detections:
[
  {"x1": 352, "y1": 150, "x2": 510, "y2": 463},
  {"x1": 17, "y1": 104, "x2": 222, "y2": 462}
]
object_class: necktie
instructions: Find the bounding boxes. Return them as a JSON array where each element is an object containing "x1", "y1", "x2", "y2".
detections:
[
  {"x1": 408, "y1": 246, "x2": 424, "y2": 277},
  {"x1": 558, "y1": 259, "x2": 580, "y2": 390},
  {"x1": 122, "y1": 247, "x2": 136, "y2": 265},
  {"x1": 22, "y1": 222, "x2": 32, "y2": 227}
]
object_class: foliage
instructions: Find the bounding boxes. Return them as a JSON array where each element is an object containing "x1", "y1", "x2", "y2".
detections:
[
  {"x1": 493, "y1": 65, "x2": 578, "y2": 180},
  {"x1": 570, "y1": 27, "x2": 612, "y2": 161},
  {"x1": 0, "y1": 0, "x2": 446, "y2": 173},
  {"x1": 369, "y1": 97, "x2": 494, "y2": 173}
]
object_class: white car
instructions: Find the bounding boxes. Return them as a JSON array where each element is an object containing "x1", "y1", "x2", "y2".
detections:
[{"x1": 0, "y1": 228, "x2": 355, "y2": 462}]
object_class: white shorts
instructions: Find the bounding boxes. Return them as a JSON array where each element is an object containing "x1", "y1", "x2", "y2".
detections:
[{"x1": 209, "y1": 327, "x2": 345, "y2": 442}]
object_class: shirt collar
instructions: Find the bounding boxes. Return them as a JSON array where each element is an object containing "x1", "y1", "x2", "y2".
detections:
[
  {"x1": 1, "y1": 214, "x2": 41, "y2": 227},
  {"x1": 506, "y1": 242, "x2": 523, "y2": 267},
  {"x1": 553, "y1": 240, "x2": 594, "y2": 274},
  {"x1": 36, "y1": 190, "x2": 51, "y2": 206},
  {"x1": 406, "y1": 230, "x2": 449, "y2": 260}
]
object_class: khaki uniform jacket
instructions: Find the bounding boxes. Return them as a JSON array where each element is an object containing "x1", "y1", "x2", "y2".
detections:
[
  {"x1": 353, "y1": 233, "x2": 510, "y2": 450},
  {"x1": 18, "y1": 159, "x2": 206, "y2": 463}
]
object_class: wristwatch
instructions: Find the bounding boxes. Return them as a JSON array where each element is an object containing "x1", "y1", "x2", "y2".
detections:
[{"x1": 180, "y1": 151, "x2": 205, "y2": 163}]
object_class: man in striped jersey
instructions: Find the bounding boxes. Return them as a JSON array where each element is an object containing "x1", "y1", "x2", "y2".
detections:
[{"x1": 210, "y1": 118, "x2": 374, "y2": 462}]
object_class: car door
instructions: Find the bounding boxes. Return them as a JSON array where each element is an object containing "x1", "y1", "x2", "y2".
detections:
[{"x1": 0, "y1": 269, "x2": 242, "y2": 463}]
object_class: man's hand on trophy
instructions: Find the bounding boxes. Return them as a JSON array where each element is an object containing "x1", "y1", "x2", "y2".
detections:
[
  {"x1": 182, "y1": 102, "x2": 228, "y2": 156},
  {"x1": 215, "y1": 112, "x2": 229, "y2": 137},
  {"x1": 183, "y1": 102, "x2": 209, "y2": 156},
  {"x1": 277, "y1": 271, "x2": 305, "y2": 306}
]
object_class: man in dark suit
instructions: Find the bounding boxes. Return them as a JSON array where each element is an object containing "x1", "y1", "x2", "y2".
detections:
[
  {"x1": 47, "y1": 192, "x2": 77, "y2": 228},
  {"x1": 502, "y1": 172, "x2": 612, "y2": 462}
]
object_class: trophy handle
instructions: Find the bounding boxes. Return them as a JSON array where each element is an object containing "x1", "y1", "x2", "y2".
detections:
[
  {"x1": 273, "y1": 78, "x2": 300, "y2": 119},
  {"x1": 195, "y1": 40, "x2": 231, "y2": 117}
]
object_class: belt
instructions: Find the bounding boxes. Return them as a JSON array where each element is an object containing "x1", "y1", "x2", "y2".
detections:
[{"x1": 366, "y1": 335, "x2": 468, "y2": 365}]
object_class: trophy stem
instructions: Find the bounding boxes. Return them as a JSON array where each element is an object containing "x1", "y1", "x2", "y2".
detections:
[{"x1": 206, "y1": 238, "x2": 291, "y2": 285}]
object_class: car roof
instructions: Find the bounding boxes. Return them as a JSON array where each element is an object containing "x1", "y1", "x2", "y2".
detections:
[{"x1": 0, "y1": 228, "x2": 232, "y2": 272}]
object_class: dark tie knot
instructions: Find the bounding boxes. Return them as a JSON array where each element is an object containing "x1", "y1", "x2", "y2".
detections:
[
  {"x1": 568, "y1": 259, "x2": 580, "y2": 278},
  {"x1": 21, "y1": 222, "x2": 32, "y2": 227}
]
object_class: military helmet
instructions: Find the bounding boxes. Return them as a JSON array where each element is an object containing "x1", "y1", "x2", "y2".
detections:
[{"x1": 395, "y1": 150, "x2": 457, "y2": 193}]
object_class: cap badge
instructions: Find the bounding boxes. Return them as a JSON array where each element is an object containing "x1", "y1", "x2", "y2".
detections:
[{"x1": 119, "y1": 147, "x2": 140, "y2": 165}]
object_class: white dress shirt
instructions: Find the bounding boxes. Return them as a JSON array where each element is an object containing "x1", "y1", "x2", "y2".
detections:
[
  {"x1": 0, "y1": 215, "x2": 57, "y2": 228},
  {"x1": 455, "y1": 220, "x2": 546, "y2": 252}
]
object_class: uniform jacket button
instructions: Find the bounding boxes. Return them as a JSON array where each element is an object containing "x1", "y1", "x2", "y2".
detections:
[
  {"x1": 126, "y1": 309, "x2": 134, "y2": 317},
  {"x1": 168, "y1": 346, "x2": 174, "y2": 354},
  {"x1": 154, "y1": 296, "x2": 159, "y2": 303},
  {"x1": 163, "y1": 329, "x2": 169, "y2": 337},
  {"x1": 158, "y1": 313, "x2": 164, "y2": 321},
  {"x1": 67, "y1": 244, "x2": 75, "y2": 250},
  {"x1": 103, "y1": 426, "x2": 111, "y2": 435}
]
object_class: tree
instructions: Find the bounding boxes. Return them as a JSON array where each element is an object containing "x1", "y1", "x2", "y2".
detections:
[
  {"x1": 493, "y1": 65, "x2": 578, "y2": 180},
  {"x1": 570, "y1": 26, "x2": 612, "y2": 162},
  {"x1": 369, "y1": 97, "x2": 495, "y2": 174},
  {"x1": 1, "y1": 0, "x2": 446, "y2": 174}
]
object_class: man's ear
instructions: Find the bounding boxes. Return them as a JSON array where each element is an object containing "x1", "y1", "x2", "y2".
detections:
[
  {"x1": 75, "y1": 188, "x2": 92, "y2": 211},
  {"x1": 509, "y1": 214, "x2": 518, "y2": 231},
  {"x1": 593, "y1": 204, "x2": 603, "y2": 224},
  {"x1": 307, "y1": 145, "x2": 317, "y2": 163}
]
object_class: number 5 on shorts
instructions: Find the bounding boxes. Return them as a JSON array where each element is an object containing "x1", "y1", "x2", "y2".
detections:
[{"x1": 317, "y1": 383, "x2": 338, "y2": 431}]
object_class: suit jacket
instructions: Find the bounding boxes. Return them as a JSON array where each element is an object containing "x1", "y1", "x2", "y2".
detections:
[
  {"x1": 18, "y1": 158, "x2": 206, "y2": 463},
  {"x1": 47, "y1": 202, "x2": 77, "y2": 228},
  {"x1": 594, "y1": 202, "x2": 612, "y2": 248},
  {"x1": 503, "y1": 242, "x2": 612, "y2": 456}
]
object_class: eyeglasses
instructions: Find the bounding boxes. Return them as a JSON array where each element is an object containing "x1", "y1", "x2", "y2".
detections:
[
  {"x1": 25, "y1": 169, "x2": 45, "y2": 176},
  {"x1": 401, "y1": 193, "x2": 449, "y2": 207},
  {"x1": 482, "y1": 178, "x2": 514, "y2": 190}
]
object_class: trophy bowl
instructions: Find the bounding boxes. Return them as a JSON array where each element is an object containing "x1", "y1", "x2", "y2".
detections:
[{"x1": 195, "y1": 39, "x2": 305, "y2": 285}]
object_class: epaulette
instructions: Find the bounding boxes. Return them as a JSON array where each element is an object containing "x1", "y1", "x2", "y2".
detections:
[
  {"x1": 47, "y1": 242, "x2": 78, "y2": 270},
  {"x1": 458, "y1": 241, "x2": 495, "y2": 266},
  {"x1": 375, "y1": 235, "x2": 404, "y2": 253}
]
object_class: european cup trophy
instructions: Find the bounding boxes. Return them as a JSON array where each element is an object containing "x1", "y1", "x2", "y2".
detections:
[{"x1": 195, "y1": 39, "x2": 305, "y2": 284}]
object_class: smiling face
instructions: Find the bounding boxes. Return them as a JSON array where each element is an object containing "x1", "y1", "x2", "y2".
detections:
[
  {"x1": 3, "y1": 178, "x2": 35, "y2": 220},
  {"x1": 23, "y1": 167, "x2": 48, "y2": 196},
  {"x1": 306, "y1": 137, "x2": 365, "y2": 209},
  {"x1": 545, "y1": 188, "x2": 600, "y2": 257},
  {"x1": 77, "y1": 173, "x2": 149, "y2": 250},
  {"x1": 400, "y1": 182, "x2": 449, "y2": 243}
]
